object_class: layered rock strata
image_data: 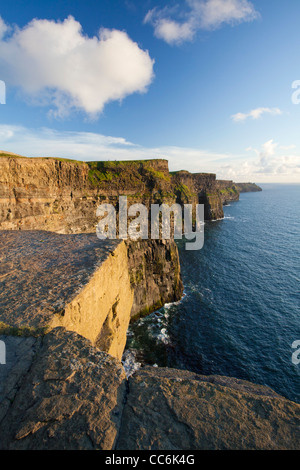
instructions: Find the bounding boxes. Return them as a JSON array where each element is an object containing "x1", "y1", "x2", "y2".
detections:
[
  {"x1": 0, "y1": 231, "x2": 183, "y2": 358},
  {"x1": 0, "y1": 231, "x2": 132, "y2": 360},
  {"x1": 0, "y1": 154, "x2": 236, "y2": 232}
]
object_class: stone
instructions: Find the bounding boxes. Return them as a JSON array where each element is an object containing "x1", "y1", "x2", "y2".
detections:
[
  {"x1": 116, "y1": 367, "x2": 300, "y2": 450},
  {"x1": 0, "y1": 231, "x2": 133, "y2": 360},
  {"x1": 0, "y1": 328, "x2": 126, "y2": 450}
]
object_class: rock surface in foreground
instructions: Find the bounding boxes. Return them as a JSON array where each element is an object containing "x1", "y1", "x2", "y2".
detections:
[
  {"x1": 0, "y1": 329, "x2": 126, "y2": 450},
  {"x1": 0, "y1": 330, "x2": 299, "y2": 450},
  {"x1": 116, "y1": 367, "x2": 300, "y2": 450}
]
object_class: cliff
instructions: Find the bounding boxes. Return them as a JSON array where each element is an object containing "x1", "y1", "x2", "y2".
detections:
[
  {"x1": 0, "y1": 152, "x2": 282, "y2": 451},
  {"x1": 0, "y1": 328, "x2": 299, "y2": 450},
  {"x1": 235, "y1": 182, "x2": 262, "y2": 193},
  {"x1": 0, "y1": 153, "x2": 234, "y2": 232},
  {"x1": 0, "y1": 154, "x2": 262, "y2": 233},
  {"x1": 0, "y1": 231, "x2": 182, "y2": 359},
  {"x1": 216, "y1": 180, "x2": 240, "y2": 205},
  {"x1": 0, "y1": 154, "x2": 185, "y2": 324},
  {"x1": 0, "y1": 231, "x2": 133, "y2": 360}
]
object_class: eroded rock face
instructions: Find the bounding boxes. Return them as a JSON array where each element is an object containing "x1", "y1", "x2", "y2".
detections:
[
  {"x1": 0, "y1": 156, "x2": 186, "y2": 327},
  {"x1": 217, "y1": 180, "x2": 240, "y2": 205},
  {"x1": 0, "y1": 231, "x2": 133, "y2": 360},
  {"x1": 0, "y1": 231, "x2": 183, "y2": 359},
  {"x1": 116, "y1": 367, "x2": 300, "y2": 451},
  {"x1": 235, "y1": 182, "x2": 262, "y2": 193},
  {"x1": 0, "y1": 328, "x2": 126, "y2": 450},
  {"x1": 127, "y1": 239, "x2": 183, "y2": 321},
  {"x1": 0, "y1": 155, "x2": 234, "y2": 232}
]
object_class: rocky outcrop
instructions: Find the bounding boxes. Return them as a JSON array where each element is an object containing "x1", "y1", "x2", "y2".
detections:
[
  {"x1": 0, "y1": 329, "x2": 126, "y2": 450},
  {"x1": 171, "y1": 170, "x2": 225, "y2": 219},
  {"x1": 0, "y1": 153, "x2": 238, "y2": 231},
  {"x1": 0, "y1": 153, "x2": 262, "y2": 232},
  {"x1": 216, "y1": 180, "x2": 240, "y2": 205},
  {"x1": 117, "y1": 367, "x2": 300, "y2": 450},
  {"x1": 0, "y1": 330, "x2": 299, "y2": 450},
  {"x1": 0, "y1": 231, "x2": 183, "y2": 359},
  {"x1": 0, "y1": 230, "x2": 133, "y2": 360},
  {"x1": 235, "y1": 182, "x2": 262, "y2": 193}
]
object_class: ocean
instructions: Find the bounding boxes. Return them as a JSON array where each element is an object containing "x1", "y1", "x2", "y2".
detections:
[{"x1": 124, "y1": 184, "x2": 300, "y2": 404}]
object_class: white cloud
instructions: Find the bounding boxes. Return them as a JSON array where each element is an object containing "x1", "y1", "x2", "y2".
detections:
[
  {"x1": 144, "y1": 0, "x2": 259, "y2": 45},
  {"x1": 191, "y1": 0, "x2": 259, "y2": 29},
  {"x1": 1, "y1": 126, "x2": 299, "y2": 183},
  {"x1": 218, "y1": 140, "x2": 300, "y2": 182},
  {"x1": 231, "y1": 107, "x2": 282, "y2": 122},
  {"x1": 0, "y1": 16, "x2": 154, "y2": 117},
  {"x1": 0, "y1": 124, "x2": 232, "y2": 170}
]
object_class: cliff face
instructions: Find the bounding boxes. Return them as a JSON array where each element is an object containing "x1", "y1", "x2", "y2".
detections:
[
  {"x1": 0, "y1": 154, "x2": 262, "y2": 344},
  {"x1": 0, "y1": 155, "x2": 262, "y2": 232},
  {"x1": 0, "y1": 155, "x2": 186, "y2": 325},
  {"x1": 0, "y1": 230, "x2": 183, "y2": 359},
  {"x1": 0, "y1": 154, "x2": 235, "y2": 232},
  {"x1": 0, "y1": 231, "x2": 133, "y2": 360},
  {"x1": 127, "y1": 239, "x2": 183, "y2": 321},
  {"x1": 235, "y1": 182, "x2": 263, "y2": 193},
  {"x1": 216, "y1": 180, "x2": 240, "y2": 205},
  {"x1": 1, "y1": 154, "x2": 293, "y2": 452},
  {"x1": 0, "y1": 153, "x2": 233, "y2": 325}
]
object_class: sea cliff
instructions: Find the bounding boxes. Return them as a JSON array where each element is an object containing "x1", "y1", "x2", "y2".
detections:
[
  {"x1": 0, "y1": 153, "x2": 242, "y2": 232},
  {"x1": 1, "y1": 153, "x2": 291, "y2": 452}
]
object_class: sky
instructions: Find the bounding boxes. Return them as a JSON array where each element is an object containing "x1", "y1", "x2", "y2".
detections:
[{"x1": 0, "y1": 0, "x2": 300, "y2": 183}]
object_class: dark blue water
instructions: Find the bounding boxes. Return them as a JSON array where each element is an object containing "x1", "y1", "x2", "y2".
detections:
[{"x1": 126, "y1": 185, "x2": 300, "y2": 403}]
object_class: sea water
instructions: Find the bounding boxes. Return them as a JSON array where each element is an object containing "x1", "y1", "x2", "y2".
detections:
[{"x1": 125, "y1": 184, "x2": 300, "y2": 403}]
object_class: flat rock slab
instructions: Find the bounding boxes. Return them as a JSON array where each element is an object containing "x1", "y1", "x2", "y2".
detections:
[
  {"x1": 116, "y1": 366, "x2": 300, "y2": 450},
  {"x1": 0, "y1": 335, "x2": 39, "y2": 423},
  {"x1": 0, "y1": 231, "x2": 121, "y2": 330},
  {"x1": 0, "y1": 328, "x2": 126, "y2": 450}
]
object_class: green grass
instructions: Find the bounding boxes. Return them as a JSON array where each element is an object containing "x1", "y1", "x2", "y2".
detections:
[{"x1": 0, "y1": 321, "x2": 48, "y2": 337}]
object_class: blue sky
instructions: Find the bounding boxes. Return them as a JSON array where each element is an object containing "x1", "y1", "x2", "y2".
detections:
[{"x1": 0, "y1": 0, "x2": 300, "y2": 182}]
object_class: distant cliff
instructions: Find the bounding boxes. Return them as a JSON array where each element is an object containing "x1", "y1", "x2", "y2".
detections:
[
  {"x1": 235, "y1": 182, "x2": 262, "y2": 193},
  {"x1": 216, "y1": 179, "x2": 240, "y2": 205}
]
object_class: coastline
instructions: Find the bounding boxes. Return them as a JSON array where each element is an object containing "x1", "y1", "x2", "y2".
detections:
[{"x1": 1, "y1": 155, "x2": 299, "y2": 450}]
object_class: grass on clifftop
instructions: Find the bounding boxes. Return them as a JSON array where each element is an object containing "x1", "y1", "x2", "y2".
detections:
[
  {"x1": 0, "y1": 322, "x2": 48, "y2": 337},
  {"x1": 87, "y1": 160, "x2": 170, "y2": 187}
]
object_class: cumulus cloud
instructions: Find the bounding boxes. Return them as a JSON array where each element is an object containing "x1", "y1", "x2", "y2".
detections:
[
  {"x1": 218, "y1": 140, "x2": 300, "y2": 182},
  {"x1": 0, "y1": 16, "x2": 154, "y2": 116},
  {"x1": 231, "y1": 107, "x2": 282, "y2": 122},
  {"x1": 144, "y1": 0, "x2": 259, "y2": 45}
]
